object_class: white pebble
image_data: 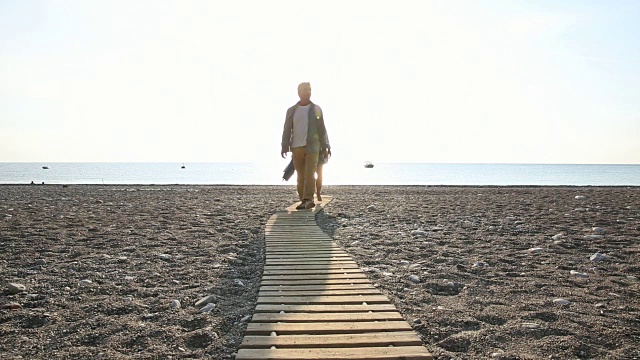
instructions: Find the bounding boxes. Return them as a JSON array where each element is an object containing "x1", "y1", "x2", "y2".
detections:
[
  {"x1": 158, "y1": 254, "x2": 172, "y2": 260},
  {"x1": 575, "y1": 195, "x2": 585, "y2": 199},
  {"x1": 570, "y1": 270, "x2": 589, "y2": 278},
  {"x1": 411, "y1": 230, "x2": 427, "y2": 237},
  {"x1": 592, "y1": 227, "x2": 605, "y2": 234},
  {"x1": 199, "y1": 303, "x2": 215, "y2": 313},
  {"x1": 79, "y1": 279, "x2": 92, "y2": 285},
  {"x1": 7, "y1": 283, "x2": 26, "y2": 294},
  {"x1": 590, "y1": 252, "x2": 608, "y2": 262},
  {"x1": 408, "y1": 275, "x2": 421, "y2": 283},
  {"x1": 553, "y1": 298, "x2": 570, "y2": 305},
  {"x1": 170, "y1": 300, "x2": 181, "y2": 309}
]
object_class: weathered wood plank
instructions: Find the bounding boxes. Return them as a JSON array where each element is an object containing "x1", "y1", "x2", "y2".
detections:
[
  {"x1": 250, "y1": 312, "x2": 404, "y2": 323},
  {"x1": 259, "y1": 284, "x2": 375, "y2": 291},
  {"x1": 257, "y1": 295, "x2": 390, "y2": 304},
  {"x1": 260, "y1": 278, "x2": 372, "y2": 286},
  {"x1": 239, "y1": 331, "x2": 422, "y2": 348},
  {"x1": 263, "y1": 269, "x2": 363, "y2": 276},
  {"x1": 245, "y1": 321, "x2": 413, "y2": 335},
  {"x1": 259, "y1": 289, "x2": 380, "y2": 296},
  {"x1": 261, "y1": 274, "x2": 368, "y2": 281},
  {"x1": 235, "y1": 346, "x2": 432, "y2": 360},
  {"x1": 254, "y1": 304, "x2": 398, "y2": 313},
  {"x1": 265, "y1": 260, "x2": 357, "y2": 266},
  {"x1": 264, "y1": 263, "x2": 359, "y2": 270}
]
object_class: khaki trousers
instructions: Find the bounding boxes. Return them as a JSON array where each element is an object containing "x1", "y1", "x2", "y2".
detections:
[{"x1": 292, "y1": 146, "x2": 319, "y2": 202}]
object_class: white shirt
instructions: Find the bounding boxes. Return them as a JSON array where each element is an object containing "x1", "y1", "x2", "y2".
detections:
[{"x1": 291, "y1": 104, "x2": 310, "y2": 148}]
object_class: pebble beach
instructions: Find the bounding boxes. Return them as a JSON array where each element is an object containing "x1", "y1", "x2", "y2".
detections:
[{"x1": 1, "y1": 185, "x2": 639, "y2": 359}]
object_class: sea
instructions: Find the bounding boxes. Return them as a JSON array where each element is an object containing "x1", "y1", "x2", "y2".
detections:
[{"x1": 1, "y1": 162, "x2": 639, "y2": 186}]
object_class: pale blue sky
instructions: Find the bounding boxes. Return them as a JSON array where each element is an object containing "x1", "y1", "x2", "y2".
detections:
[{"x1": 1, "y1": 0, "x2": 639, "y2": 164}]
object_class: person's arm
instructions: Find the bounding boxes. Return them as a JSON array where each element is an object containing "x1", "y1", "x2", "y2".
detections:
[
  {"x1": 315, "y1": 105, "x2": 331, "y2": 157},
  {"x1": 281, "y1": 108, "x2": 293, "y2": 158}
]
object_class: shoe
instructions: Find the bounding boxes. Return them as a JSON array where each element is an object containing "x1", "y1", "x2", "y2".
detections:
[
  {"x1": 304, "y1": 200, "x2": 316, "y2": 209},
  {"x1": 295, "y1": 201, "x2": 306, "y2": 210},
  {"x1": 317, "y1": 195, "x2": 323, "y2": 202}
]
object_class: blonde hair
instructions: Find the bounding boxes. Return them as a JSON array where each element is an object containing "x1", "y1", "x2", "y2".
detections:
[{"x1": 298, "y1": 82, "x2": 311, "y2": 92}]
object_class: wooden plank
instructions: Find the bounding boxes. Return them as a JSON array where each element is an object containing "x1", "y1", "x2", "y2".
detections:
[
  {"x1": 236, "y1": 347, "x2": 432, "y2": 360},
  {"x1": 259, "y1": 284, "x2": 375, "y2": 291},
  {"x1": 265, "y1": 264, "x2": 359, "y2": 270},
  {"x1": 259, "y1": 289, "x2": 381, "y2": 296},
  {"x1": 250, "y1": 312, "x2": 404, "y2": 323},
  {"x1": 240, "y1": 331, "x2": 422, "y2": 349},
  {"x1": 266, "y1": 250, "x2": 351, "y2": 260},
  {"x1": 260, "y1": 279, "x2": 373, "y2": 286},
  {"x1": 262, "y1": 274, "x2": 368, "y2": 281},
  {"x1": 263, "y1": 269, "x2": 364, "y2": 276},
  {"x1": 254, "y1": 304, "x2": 398, "y2": 313},
  {"x1": 257, "y1": 295, "x2": 390, "y2": 304},
  {"x1": 265, "y1": 260, "x2": 357, "y2": 266},
  {"x1": 266, "y1": 252, "x2": 348, "y2": 256},
  {"x1": 245, "y1": 321, "x2": 413, "y2": 335}
]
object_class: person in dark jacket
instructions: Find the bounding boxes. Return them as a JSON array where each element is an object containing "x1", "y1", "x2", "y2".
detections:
[{"x1": 281, "y1": 82, "x2": 331, "y2": 209}]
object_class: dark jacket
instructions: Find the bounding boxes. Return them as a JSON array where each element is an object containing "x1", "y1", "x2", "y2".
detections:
[{"x1": 281, "y1": 101, "x2": 330, "y2": 154}]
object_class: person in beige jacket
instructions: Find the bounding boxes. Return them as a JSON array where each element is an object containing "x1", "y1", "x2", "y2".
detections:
[{"x1": 281, "y1": 82, "x2": 331, "y2": 209}]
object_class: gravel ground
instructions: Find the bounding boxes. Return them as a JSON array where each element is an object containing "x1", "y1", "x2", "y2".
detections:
[{"x1": 1, "y1": 185, "x2": 639, "y2": 359}]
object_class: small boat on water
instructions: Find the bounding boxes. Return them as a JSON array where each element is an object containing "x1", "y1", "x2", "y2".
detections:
[
  {"x1": 42, "y1": 166, "x2": 49, "y2": 170},
  {"x1": 364, "y1": 161, "x2": 374, "y2": 168},
  {"x1": 181, "y1": 163, "x2": 186, "y2": 169}
]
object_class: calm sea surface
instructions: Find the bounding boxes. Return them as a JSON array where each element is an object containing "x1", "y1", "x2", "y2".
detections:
[{"x1": 0, "y1": 163, "x2": 639, "y2": 186}]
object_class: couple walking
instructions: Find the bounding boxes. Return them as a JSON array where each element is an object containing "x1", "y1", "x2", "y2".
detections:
[{"x1": 280, "y1": 82, "x2": 331, "y2": 210}]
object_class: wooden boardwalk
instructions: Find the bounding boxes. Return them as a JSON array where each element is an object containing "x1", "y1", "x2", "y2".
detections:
[{"x1": 236, "y1": 197, "x2": 432, "y2": 360}]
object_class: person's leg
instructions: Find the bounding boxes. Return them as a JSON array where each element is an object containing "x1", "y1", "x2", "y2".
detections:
[
  {"x1": 315, "y1": 164, "x2": 323, "y2": 201},
  {"x1": 292, "y1": 147, "x2": 306, "y2": 201},
  {"x1": 303, "y1": 151, "x2": 319, "y2": 205}
]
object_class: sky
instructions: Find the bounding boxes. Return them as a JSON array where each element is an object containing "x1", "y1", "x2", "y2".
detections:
[{"x1": 1, "y1": 0, "x2": 639, "y2": 164}]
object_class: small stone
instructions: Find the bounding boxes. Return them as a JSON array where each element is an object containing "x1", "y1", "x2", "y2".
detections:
[
  {"x1": 413, "y1": 318, "x2": 421, "y2": 324},
  {"x1": 158, "y1": 254, "x2": 172, "y2": 260},
  {"x1": 570, "y1": 270, "x2": 589, "y2": 278},
  {"x1": 575, "y1": 195, "x2": 585, "y2": 199},
  {"x1": 240, "y1": 315, "x2": 251, "y2": 322},
  {"x1": 170, "y1": 300, "x2": 181, "y2": 309},
  {"x1": 200, "y1": 303, "x2": 216, "y2": 313},
  {"x1": 551, "y1": 234, "x2": 563, "y2": 241},
  {"x1": 7, "y1": 283, "x2": 27, "y2": 294},
  {"x1": 408, "y1": 275, "x2": 420, "y2": 283},
  {"x1": 195, "y1": 295, "x2": 216, "y2": 308},
  {"x1": 522, "y1": 322, "x2": 540, "y2": 328},
  {"x1": 590, "y1": 252, "x2": 608, "y2": 262},
  {"x1": 1, "y1": 303, "x2": 22, "y2": 310},
  {"x1": 399, "y1": 260, "x2": 410, "y2": 266},
  {"x1": 575, "y1": 208, "x2": 586, "y2": 212},
  {"x1": 472, "y1": 261, "x2": 489, "y2": 267},
  {"x1": 528, "y1": 247, "x2": 544, "y2": 253},
  {"x1": 616, "y1": 219, "x2": 626, "y2": 224},
  {"x1": 595, "y1": 302, "x2": 606, "y2": 308},
  {"x1": 79, "y1": 279, "x2": 92, "y2": 286},
  {"x1": 366, "y1": 205, "x2": 377, "y2": 212},
  {"x1": 34, "y1": 259, "x2": 47, "y2": 266},
  {"x1": 592, "y1": 227, "x2": 605, "y2": 234},
  {"x1": 584, "y1": 234, "x2": 604, "y2": 240},
  {"x1": 411, "y1": 230, "x2": 427, "y2": 237},
  {"x1": 553, "y1": 298, "x2": 570, "y2": 305},
  {"x1": 408, "y1": 264, "x2": 421, "y2": 271},
  {"x1": 234, "y1": 279, "x2": 245, "y2": 287}
]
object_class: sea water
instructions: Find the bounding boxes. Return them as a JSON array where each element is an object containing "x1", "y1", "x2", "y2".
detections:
[{"x1": 1, "y1": 162, "x2": 639, "y2": 186}]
